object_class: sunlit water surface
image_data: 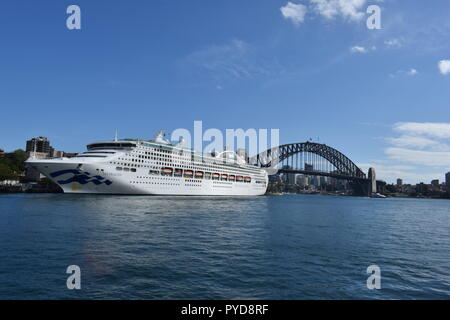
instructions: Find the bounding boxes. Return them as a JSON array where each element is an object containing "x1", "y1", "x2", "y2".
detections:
[{"x1": 0, "y1": 193, "x2": 449, "y2": 299}]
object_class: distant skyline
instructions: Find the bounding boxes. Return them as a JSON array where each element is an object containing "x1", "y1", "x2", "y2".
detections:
[{"x1": 1, "y1": 1, "x2": 450, "y2": 184}]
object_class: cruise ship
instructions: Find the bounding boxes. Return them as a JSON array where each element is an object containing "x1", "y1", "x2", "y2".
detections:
[{"x1": 25, "y1": 132, "x2": 268, "y2": 196}]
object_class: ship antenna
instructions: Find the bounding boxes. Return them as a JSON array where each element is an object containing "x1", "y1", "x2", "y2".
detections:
[{"x1": 114, "y1": 129, "x2": 118, "y2": 142}]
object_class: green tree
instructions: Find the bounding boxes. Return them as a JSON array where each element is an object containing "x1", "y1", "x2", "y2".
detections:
[
  {"x1": 0, "y1": 162, "x2": 16, "y2": 180},
  {"x1": 0, "y1": 149, "x2": 27, "y2": 180}
]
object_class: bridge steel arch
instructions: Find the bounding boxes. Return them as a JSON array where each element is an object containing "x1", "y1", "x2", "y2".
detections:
[{"x1": 254, "y1": 142, "x2": 366, "y2": 179}]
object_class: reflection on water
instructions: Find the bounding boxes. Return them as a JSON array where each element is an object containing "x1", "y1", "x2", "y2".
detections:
[{"x1": 0, "y1": 193, "x2": 449, "y2": 299}]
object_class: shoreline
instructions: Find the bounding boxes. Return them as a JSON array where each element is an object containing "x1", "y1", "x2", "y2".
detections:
[{"x1": 2, "y1": 189, "x2": 449, "y2": 200}]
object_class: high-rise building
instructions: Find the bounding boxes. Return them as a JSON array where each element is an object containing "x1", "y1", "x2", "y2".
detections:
[
  {"x1": 431, "y1": 179, "x2": 439, "y2": 187},
  {"x1": 311, "y1": 176, "x2": 321, "y2": 187},
  {"x1": 446, "y1": 172, "x2": 450, "y2": 187},
  {"x1": 396, "y1": 179, "x2": 403, "y2": 186},
  {"x1": 416, "y1": 183, "x2": 428, "y2": 194},
  {"x1": 26, "y1": 136, "x2": 53, "y2": 155},
  {"x1": 296, "y1": 175, "x2": 309, "y2": 187},
  {"x1": 286, "y1": 172, "x2": 296, "y2": 184}
]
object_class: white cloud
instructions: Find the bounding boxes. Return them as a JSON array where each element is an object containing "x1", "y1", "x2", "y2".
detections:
[
  {"x1": 384, "y1": 38, "x2": 403, "y2": 48},
  {"x1": 438, "y1": 60, "x2": 450, "y2": 75},
  {"x1": 407, "y1": 68, "x2": 418, "y2": 76},
  {"x1": 393, "y1": 122, "x2": 450, "y2": 139},
  {"x1": 386, "y1": 135, "x2": 439, "y2": 149},
  {"x1": 387, "y1": 122, "x2": 450, "y2": 166},
  {"x1": 358, "y1": 162, "x2": 442, "y2": 184},
  {"x1": 182, "y1": 39, "x2": 284, "y2": 85},
  {"x1": 308, "y1": 0, "x2": 367, "y2": 21},
  {"x1": 367, "y1": 122, "x2": 450, "y2": 183},
  {"x1": 389, "y1": 69, "x2": 419, "y2": 78},
  {"x1": 280, "y1": 0, "x2": 369, "y2": 27},
  {"x1": 350, "y1": 46, "x2": 367, "y2": 53},
  {"x1": 385, "y1": 148, "x2": 450, "y2": 167},
  {"x1": 280, "y1": 2, "x2": 308, "y2": 26},
  {"x1": 350, "y1": 45, "x2": 376, "y2": 54}
]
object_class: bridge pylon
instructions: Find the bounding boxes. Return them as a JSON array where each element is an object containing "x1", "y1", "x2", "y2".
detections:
[{"x1": 368, "y1": 167, "x2": 377, "y2": 196}]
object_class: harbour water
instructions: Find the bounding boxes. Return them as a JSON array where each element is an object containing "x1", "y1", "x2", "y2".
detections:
[{"x1": 0, "y1": 193, "x2": 449, "y2": 299}]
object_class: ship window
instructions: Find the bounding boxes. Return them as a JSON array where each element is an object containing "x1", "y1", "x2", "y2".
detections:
[
  {"x1": 131, "y1": 168, "x2": 136, "y2": 172},
  {"x1": 123, "y1": 168, "x2": 130, "y2": 172},
  {"x1": 116, "y1": 167, "x2": 122, "y2": 171},
  {"x1": 87, "y1": 142, "x2": 136, "y2": 150}
]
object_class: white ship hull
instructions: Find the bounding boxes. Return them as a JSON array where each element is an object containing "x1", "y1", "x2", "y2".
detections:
[{"x1": 26, "y1": 139, "x2": 268, "y2": 196}]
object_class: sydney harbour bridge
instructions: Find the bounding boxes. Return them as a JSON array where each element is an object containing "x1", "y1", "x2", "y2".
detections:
[{"x1": 251, "y1": 142, "x2": 378, "y2": 196}]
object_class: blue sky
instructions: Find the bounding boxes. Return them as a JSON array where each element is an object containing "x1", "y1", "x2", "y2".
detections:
[{"x1": 1, "y1": 0, "x2": 450, "y2": 183}]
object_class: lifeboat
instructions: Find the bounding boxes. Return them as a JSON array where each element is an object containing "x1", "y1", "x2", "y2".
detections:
[
  {"x1": 212, "y1": 173, "x2": 220, "y2": 180},
  {"x1": 184, "y1": 170, "x2": 193, "y2": 177},
  {"x1": 162, "y1": 167, "x2": 173, "y2": 173},
  {"x1": 244, "y1": 176, "x2": 251, "y2": 183},
  {"x1": 195, "y1": 171, "x2": 204, "y2": 178},
  {"x1": 229, "y1": 175, "x2": 235, "y2": 181},
  {"x1": 220, "y1": 174, "x2": 228, "y2": 180},
  {"x1": 236, "y1": 176, "x2": 243, "y2": 182}
]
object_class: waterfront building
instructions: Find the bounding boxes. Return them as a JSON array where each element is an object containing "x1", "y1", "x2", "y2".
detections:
[
  {"x1": 25, "y1": 136, "x2": 66, "y2": 160},
  {"x1": 446, "y1": 172, "x2": 450, "y2": 188},
  {"x1": 431, "y1": 179, "x2": 439, "y2": 187},
  {"x1": 401, "y1": 184, "x2": 416, "y2": 194},
  {"x1": 296, "y1": 175, "x2": 309, "y2": 187},
  {"x1": 416, "y1": 183, "x2": 429, "y2": 194},
  {"x1": 51, "y1": 150, "x2": 65, "y2": 158},
  {"x1": 311, "y1": 176, "x2": 321, "y2": 188},
  {"x1": 269, "y1": 174, "x2": 282, "y2": 184},
  {"x1": 0, "y1": 148, "x2": 4, "y2": 158},
  {"x1": 286, "y1": 172, "x2": 296, "y2": 184},
  {"x1": 26, "y1": 136, "x2": 53, "y2": 154},
  {"x1": 397, "y1": 179, "x2": 403, "y2": 186}
]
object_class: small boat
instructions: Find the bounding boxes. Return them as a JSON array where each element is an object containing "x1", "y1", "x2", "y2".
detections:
[{"x1": 371, "y1": 193, "x2": 387, "y2": 198}]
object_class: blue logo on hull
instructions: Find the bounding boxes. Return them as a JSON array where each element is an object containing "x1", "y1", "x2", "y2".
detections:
[{"x1": 50, "y1": 169, "x2": 112, "y2": 186}]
